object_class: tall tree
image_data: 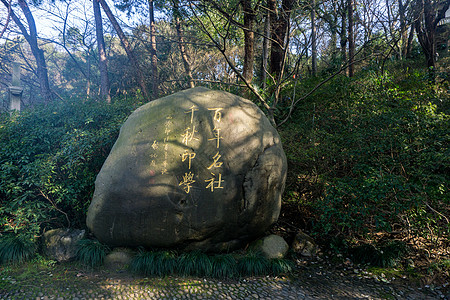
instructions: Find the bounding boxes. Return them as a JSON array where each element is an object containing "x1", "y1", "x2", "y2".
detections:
[
  {"x1": 339, "y1": 0, "x2": 348, "y2": 66},
  {"x1": 413, "y1": 0, "x2": 450, "y2": 79},
  {"x1": 261, "y1": 4, "x2": 270, "y2": 88},
  {"x1": 98, "y1": 0, "x2": 150, "y2": 99},
  {"x1": 242, "y1": 0, "x2": 256, "y2": 84},
  {"x1": 1, "y1": 0, "x2": 52, "y2": 103},
  {"x1": 269, "y1": 0, "x2": 295, "y2": 80},
  {"x1": 398, "y1": 0, "x2": 411, "y2": 59},
  {"x1": 311, "y1": 0, "x2": 317, "y2": 75},
  {"x1": 93, "y1": 0, "x2": 111, "y2": 102},
  {"x1": 171, "y1": 0, "x2": 194, "y2": 88},
  {"x1": 149, "y1": 0, "x2": 159, "y2": 98},
  {"x1": 347, "y1": 0, "x2": 354, "y2": 77}
]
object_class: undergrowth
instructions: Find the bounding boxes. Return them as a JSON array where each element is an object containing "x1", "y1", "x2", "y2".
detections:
[
  {"x1": 130, "y1": 249, "x2": 292, "y2": 278},
  {"x1": 0, "y1": 235, "x2": 36, "y2": 264},
  {"x1": 76, "y1": 239, "x2": 111, "y2": 268}
]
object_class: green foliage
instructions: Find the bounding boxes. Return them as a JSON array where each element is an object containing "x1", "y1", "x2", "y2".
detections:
[
  {"x1": 76, "y1": 239, "x2": 110, "y2": 268},
  {"x1": 0, "y1": 98, "x2": 138, "y2": 238},
  {"x1": 0, "y1": 235, "x2": 36, "y2": 264},
  {"x1": 281, "y1": 65, "x2": 449, "y2": 244},
  {"x1": 237, "y1": 251, "x2": 269, "y2": 277}
]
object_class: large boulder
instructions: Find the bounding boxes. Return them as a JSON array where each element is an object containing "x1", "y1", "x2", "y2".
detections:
[{"x1": 86, "y1": 87, "x2": 287, "y2": 252}]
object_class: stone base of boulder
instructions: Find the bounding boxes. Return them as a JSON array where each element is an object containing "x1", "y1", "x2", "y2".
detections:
[
  {"x1": 42, "y1": 228, "x2": 85, "y2": 262},
  {"x1": 104, "y1": 248, "x2": 134, "y2": 270},
  {"x1": 250, "y1": 234, "x2": 289, "y2": 259},
  {"x1": 291, "y1": 230, "x2": 318, "y2": 257}
]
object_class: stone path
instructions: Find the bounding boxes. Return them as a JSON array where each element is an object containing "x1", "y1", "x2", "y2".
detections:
[
  {"x1": 1, "y1": 257, "x2": 447, "y2": 300},
  {"x1": 1, "y1": 272, "x2": 445, "y2": 300}
]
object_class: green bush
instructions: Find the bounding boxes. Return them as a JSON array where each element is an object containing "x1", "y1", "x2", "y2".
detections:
[
  {"x1": 0, "y1": 98, "x2": 138, "y2": 238},
  {"x1": 76, "y1": 239, "x2": 110, "y2": 268},
  {"x1": 280, "y1": 68, "x2": 449, "y2": 242},
  {"x1": 0, "y1": 234, "x2": 36, "y2": 264}
]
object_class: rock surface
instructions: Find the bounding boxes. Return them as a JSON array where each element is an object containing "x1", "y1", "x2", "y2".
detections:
[
  {"x1": 104, "y1": 248, "x2": 134, "y2": 270},
  {"x1": 86, "y1": 87, "x2": 287, "y2": 252},
  {"x1": 251, "y1": 234, "x2": 289, "y2": 259},
  {"x1": 42, "y1": 228, "x2": 85, "y2": 262},
  {"x1": 291, "y1": 230, "x2": 318, "y2": 257}
]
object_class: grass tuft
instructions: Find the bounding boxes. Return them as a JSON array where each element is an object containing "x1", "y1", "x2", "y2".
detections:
[
  {"x1": 211, "y1": 254, "x2": 237, "y2": 279},
  {"x1": 76, "y1": 239, "x2": 110, "y2": 268},
  {"x1": 177, "y1": 250, "x2": 212, "y2": 277},
  {"x1": 237, "y1": 251, "x2": 269, "y2": 277},
  {"x1": 130, "y1": 249, "x2": 178, "y2": 276},
  {"x1": 0, "y1": 235, "x2": 36, "y2": 264},
  {"x1": 270, "y1": 258, "x2": 294, "y2": 275}
]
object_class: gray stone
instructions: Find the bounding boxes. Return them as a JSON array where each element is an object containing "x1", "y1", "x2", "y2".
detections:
[
  {"x1": 291, "y1": 230, "x2": 318, "y2": 257},
  {"x1": 42, "y1": 228, "x2": 85, "y2": 262},
  {"x1": 251, "y1": 234, "x2": 289, "y2": 259},
  {"x1": 86, "y1": 87, "x2": 287, "y2": 252},
  {"x1": 104, "y1": 248, "x2": 134, "y2": 269}
]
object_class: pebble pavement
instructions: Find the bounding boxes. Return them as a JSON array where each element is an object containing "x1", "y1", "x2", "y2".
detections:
[{"x1": 1, "y1": 273, "x2": 445, "y2": 300}]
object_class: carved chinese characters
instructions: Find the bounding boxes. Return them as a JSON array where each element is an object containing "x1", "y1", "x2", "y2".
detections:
[{"x1": 87, "y1": 87, "x2": 287, "y2": 252}]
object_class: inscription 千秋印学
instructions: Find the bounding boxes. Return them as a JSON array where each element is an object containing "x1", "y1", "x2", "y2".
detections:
[
  {"x1": 179, "y1": 171, "x2": 196, "y2": 193},
  {"x1": 186, "y1": 105, "x2": 198, "y2": 124},
  {"x1": 181, "y1": 126, "x2": 198, "y2": 146},
  {"x1": 181, "y1": 150, "x2": 196, "y2": 170}
]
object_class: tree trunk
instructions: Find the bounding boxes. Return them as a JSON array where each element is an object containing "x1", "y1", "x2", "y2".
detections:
[
  {"x1": 311, "y1": 0, "x2": 317, "y2": 76},
  {"x1": 242, "y1": 0, "x2": 255, "y2": 84},
  {"x1": 93, "y1": 0, "x2": 110, "y2": 102},
  {"x1": 269, "y1": 0, "x2": 294, "y2": 80},
  {"x1": 98, "y1": 0, "x2": 150, "y2": 99},
  {"x1": 413, "y1": 0, "x2": 450, "y2": 80},
  {"x1": 347, "y1": 0, "x2": 354, "y2": 77},
  {"x1": 172, "y1": 0, "x2": 194, "y2": 88},
  {"x1": 398, "y1": 0, "x2": 409, "y2": 59},
  {"x1": 406, "y1": 24, "x2": 414, "y2": 58},
  {"x1": 6, "y1": 0, "x2": 52, "y2": 103},
  {"x1": 149, "y1": 0, "x2": 158, "y2": 98},
  {"x1": 261, "y1": 7, "x2": 270, "y2": 88},
  {"x1": 339, "y1": 0, "x2": 347, "y2": 68}
]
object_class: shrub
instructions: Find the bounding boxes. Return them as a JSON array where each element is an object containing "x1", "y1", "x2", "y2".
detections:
[
  {"x1": 280, "y1": 69, "x2": 449, "y2": 243},
  {"x1": 0, "y1": 98, "x2": 138, "y2": 238},
  {"x1": 0, "y1": 235, "x2": 36, "y2": 264},
  {"x1": 76, "y1": 239, "x2": 110, "y2": 268}
]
